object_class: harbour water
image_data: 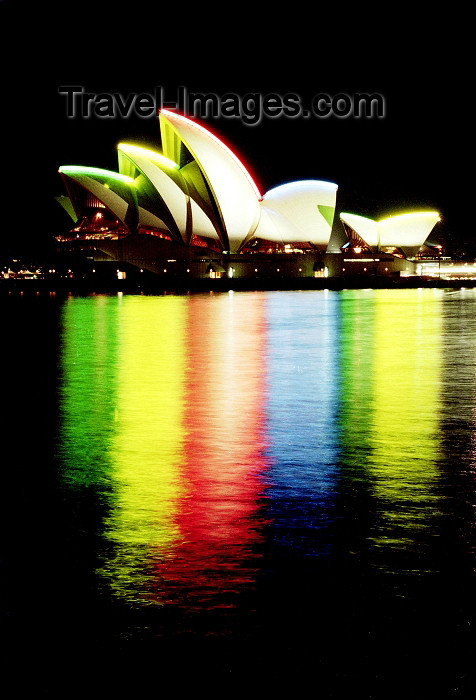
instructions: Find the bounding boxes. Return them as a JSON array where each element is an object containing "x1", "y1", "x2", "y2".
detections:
[{"x1": 2, "y1": 288, "x2": 476, "y2": 697}]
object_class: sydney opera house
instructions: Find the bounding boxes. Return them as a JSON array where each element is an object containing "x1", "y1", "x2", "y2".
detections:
[{"x1": 55, "y1": 109, "x2": 440, "y2": 283}]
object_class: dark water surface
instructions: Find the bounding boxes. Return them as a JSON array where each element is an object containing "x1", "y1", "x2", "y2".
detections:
[{"x1": 3, "y1": 288, "x2": 476, "y2": 697}]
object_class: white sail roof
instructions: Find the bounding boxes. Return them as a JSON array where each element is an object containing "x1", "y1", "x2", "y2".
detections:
[
  {"x1": 159, "y1": 109, "x2": 262, "y2": 252},
  {"x1": 340, "y1": 211, "x2": 440, "y2": 252}
]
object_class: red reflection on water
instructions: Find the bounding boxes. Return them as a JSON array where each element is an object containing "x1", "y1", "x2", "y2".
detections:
[{"x1": 156, "y1": 293, "x2": 271, "y2": 608}]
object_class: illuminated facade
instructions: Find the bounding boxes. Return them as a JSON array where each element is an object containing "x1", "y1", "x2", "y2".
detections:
[
  {"x1": 56, "y1": 110, "x2": 441, "y2": 282},
  {"x1": 339, "y1": 211, "x2": 440, "y2": 259},
  {"x1": 57, "y1": 109, "x2": 337, "y2": 280}
]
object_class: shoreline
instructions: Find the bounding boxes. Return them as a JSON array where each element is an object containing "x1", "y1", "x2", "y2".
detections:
[{"x1": 2, "y1": 275, "x2": 476, "y2": 296}]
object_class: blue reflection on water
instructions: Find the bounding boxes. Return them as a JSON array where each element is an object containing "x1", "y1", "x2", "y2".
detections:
[
  {"x1": 264, "y1": 291, "x2": 340, "y2": 555},
  {"x1": 4, "y1": 289, "x2": 476, "y2": 697}
]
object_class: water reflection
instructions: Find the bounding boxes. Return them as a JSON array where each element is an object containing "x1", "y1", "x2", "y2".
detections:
[
  {"x1": 18, "y1": 287, "x2": 476, "y2": 696},
  {"x1": 57, "y1": 289, "x2": 448, "y2": 611},
  {"x1": 58, "y1": 292, "x2": 270, "y2": 608},
  {"x1": 59, "y1": 295, "x2": 118, "y2": 493},
  {"x1": 439, "y1": 290, "x2": 476, "y2": 561},
  {"x1": 338, "y1": 289, "x2": 443, "y2": 570},
  {"x1": 101, "y1": 295, "x2": 188, "y2": 605},
  {"x1": 369, "y1": 290, "x2": 442, "y2": 546},
  {"x1": 264, "y1": 291, "x2": 340, "y2": 556},
  {"x1": 160, "y1": 293, "x2": 270, "y2": 609},
  {"x1": 338, "y1": 289, "x2": 375, "y2": 474},
  {"x1": 336, "y1": 290, "x2": 377, "y2": 563}
]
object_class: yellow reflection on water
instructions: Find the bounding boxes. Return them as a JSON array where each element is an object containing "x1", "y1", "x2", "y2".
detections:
[
  {"x1": 100, "y1": 296, "x2": 187, "y2": 604},
  {"x1": 369, "y1": 289, "x2": 443, "y2": 550},
  {"x1": 59, "y1": 293, "x2": 269, "y2": 608}
]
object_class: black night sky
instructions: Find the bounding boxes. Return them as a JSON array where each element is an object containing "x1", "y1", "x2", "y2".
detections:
[{"x1": 0, "y1": 2, "x2": 470, "y2": 263}]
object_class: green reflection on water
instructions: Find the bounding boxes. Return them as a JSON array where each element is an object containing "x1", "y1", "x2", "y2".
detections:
[
  {"x1": 58, "y1": 295, "x2": 119, "y2": 492},
  {"x1": 57, "y1": 289, "x2": 446, "y2": 599},
  {"x1": 58, "y1": 295, "x2": 188, "y2": 605},
  {"x1": 339, "y1": 290, "x2": 376, "y2": 474}
]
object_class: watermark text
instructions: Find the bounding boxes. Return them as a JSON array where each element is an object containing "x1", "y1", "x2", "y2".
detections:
[{"x1": 58, "y1": 86, "x2": 386, "y2": 125}]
